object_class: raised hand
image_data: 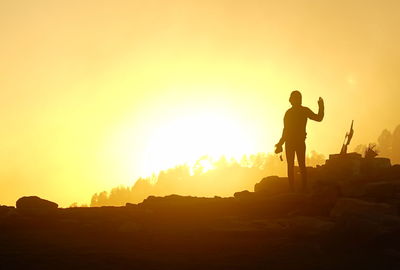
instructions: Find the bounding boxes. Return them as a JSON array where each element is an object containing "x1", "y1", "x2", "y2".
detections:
[{"x1": 318, "y1": 97, "x2": 324, "y2": 107}]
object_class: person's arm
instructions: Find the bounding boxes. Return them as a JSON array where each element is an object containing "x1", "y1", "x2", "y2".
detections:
[
  {"x1": 275, "y1": 112, "x2": 288, "y2": 153},
  {"x1": 308, "y1": 97, "x2": 324, "y2": 122},
  {"x1": 277, "y1": 128, "x2": 286, "y2": 146}
]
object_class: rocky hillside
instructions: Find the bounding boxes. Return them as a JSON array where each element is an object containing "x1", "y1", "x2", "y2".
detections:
[{"x1": 1, "y1": 159, "x2": 400, "y2": 269}]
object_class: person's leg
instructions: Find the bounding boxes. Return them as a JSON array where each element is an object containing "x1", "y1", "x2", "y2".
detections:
[
  {"x1": 296, "y1": 141, "x2": 307, "y2": 192},
  {"x1": 285, "y1": 142, "x2": 295, "y2": 192}
]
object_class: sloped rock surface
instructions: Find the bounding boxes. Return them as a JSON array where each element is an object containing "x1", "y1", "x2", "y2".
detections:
[{"x1": 2, "y1": 163, "x2": 400, "y2": 269}]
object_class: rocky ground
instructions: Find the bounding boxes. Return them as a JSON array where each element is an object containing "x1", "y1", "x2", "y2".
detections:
[{"x1": 1, "y1": 163, "x2": 400, "y2": 269}]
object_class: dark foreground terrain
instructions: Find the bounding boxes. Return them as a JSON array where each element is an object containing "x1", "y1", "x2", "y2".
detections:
[{"x1": 1, "y1": 160, "x2": 400, "y2": 269}]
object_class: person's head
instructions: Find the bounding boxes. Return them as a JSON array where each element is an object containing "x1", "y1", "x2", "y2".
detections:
[{"x1": 289, "y1": 90, "x2": 302, "y2": 107}]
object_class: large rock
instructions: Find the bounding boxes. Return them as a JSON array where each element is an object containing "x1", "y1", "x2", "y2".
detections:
[
  {"x1": 211, "y1": 215, "x2": 334, "y2": 236},
  {"x1": 338, "y1": 180, "x2": 366, "y2": 197},
  {"x1": 118, "y1": 221, "x2": 142, "y2": 233},
  {"x1": 0, "y1": 205, "x2": 14, "y2": 217},
  {"x1": 330, "y1": 198, "x2": 397, "y2": 219},
  {"x1": 139, "y1": 194, "x2": 236, "y2": 217},
  {"x1": 278, "y1": 216, "x2": 335, "y2": 237},
  {"x1": 363, "y1": 181, "x2": 400, "y2": 200},
  {"x1": 387, "y1": 164, "x2": 400, "y2": 179},
  {"x1": 258, "y1": 193, "x2": 309, "y2": 216},
  {"x1": 324, "y1": 153, "x2": 362, "y2": 176},
  {"x1": 16, "y1": 196, "x2": 58, "y2": 216},
  {"x1": 361, "y1": 157, "x2": 392, "y2": 176},
  {"x1": 304, "y1": 183, "x2": 340, "y2": 216},
  {"x1": 254, "y1": 176, "x2": 289, "y2": 195},
  {"x1": 331, "y1": 198, "x2": 400, "y2": 243}
]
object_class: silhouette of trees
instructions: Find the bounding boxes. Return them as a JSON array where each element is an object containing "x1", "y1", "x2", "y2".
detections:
[
  {"x1": 374, "y1": 124, "x2": 400, "y2": 164},
  {"x1": 69, "y1": 202, "x2": 78, "y2": 208},
  {"x1": 89, "y1": 124, "x2": 400, "y2": 207},
  {"x1": 306, "y1": 151, "x2": 325, "y2": 167},
  {"x1": 90, "y1": 151, "x2": 326, "y2": 207},
  {"x1": 354, "y1": 144, "x2": 367, "y2": 155},
  {"x1": 392, "y1": 125, "x2": 400, "y2": 164},
  {"x1": 352, "y1": 124, "x2": 400, "y2": 164},
  {"x1": 91, "y1": 191, "x2": 108, "y2": 207},
  {"x1": 377, "y1": 129, "x2": 392, "y2": 157}
]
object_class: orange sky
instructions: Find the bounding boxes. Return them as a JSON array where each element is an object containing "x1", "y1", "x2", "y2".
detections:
[{"x1": 1, "y1": 0, "x2": 400, "y2": 206}]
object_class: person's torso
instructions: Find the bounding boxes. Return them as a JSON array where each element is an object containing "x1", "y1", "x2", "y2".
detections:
[{"x1": 285, "y1": 106, "x2": 309, "y2": 142}]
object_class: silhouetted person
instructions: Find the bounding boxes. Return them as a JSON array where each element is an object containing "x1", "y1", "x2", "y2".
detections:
[{"x1": 275, "y1": 91, "x2": 324, "y2": 192}]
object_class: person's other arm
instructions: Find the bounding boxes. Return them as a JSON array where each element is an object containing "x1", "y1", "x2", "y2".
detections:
[{"x1": 308, "y1": 97, "x2": 324, "y2": 122}]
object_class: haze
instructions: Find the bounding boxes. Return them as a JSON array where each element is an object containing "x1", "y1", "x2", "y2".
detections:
[{"x1": 0, "y1": 0, "x2": 399, "y2": 206}]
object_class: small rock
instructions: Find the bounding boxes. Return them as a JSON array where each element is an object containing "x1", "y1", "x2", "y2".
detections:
[
  {"x1": 125, "y1": 202, "x2": 137, "y2": 208},
  {"x1": 234, "y1": 190, "x2": 252, "y2": 199}
]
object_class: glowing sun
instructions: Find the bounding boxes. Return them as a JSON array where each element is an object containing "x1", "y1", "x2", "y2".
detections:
[{"x1": 141, "y1": 110, "x2": 257, "y2": 174}]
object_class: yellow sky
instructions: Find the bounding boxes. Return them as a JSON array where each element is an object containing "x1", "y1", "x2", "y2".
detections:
[{"x1": 1, "y1": 0, "x2": 400, "y2": 206}]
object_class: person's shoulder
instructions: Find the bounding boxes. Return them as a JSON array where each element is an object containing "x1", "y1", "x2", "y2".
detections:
[
  {"x1": 301, "y1": 106, "x2": 314, "y2": 117},
  {"x1": 301, "y1": 106, "x2": 312, "y2": 113},
  {"x1": 284, "y1": 108, "x2": 293, "y2": 116},
  {"x1": 286, "y1": 107, "x2": 294, "y2": 113}
]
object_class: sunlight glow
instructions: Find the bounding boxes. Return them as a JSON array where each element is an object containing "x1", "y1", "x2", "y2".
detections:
[
  {"x1": 142, "y1": 110, "x2": 258, "y2": 175},
  {"x1": 191, "y1": 156, "x2": 215, "y2": 175},
  {"x1": 105, "y1": 103, "x2": 262, "y2": 185},
  {"x1": 2, "y1": 0, "x2": 395, "y2": 206}
]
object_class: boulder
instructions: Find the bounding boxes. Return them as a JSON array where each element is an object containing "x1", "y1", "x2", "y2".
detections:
[
  {"x1": 334, "y1": 213, "x2": 400, "y2": 243},
  {"x1": 125, "y1": 202, "x2": 137, "y2": 208},
  {"x1": 324, "y1": 153, "x2": 362, "y2": 176},
  {"x1": 331, "y1": 198, "x2": 400, "y2": 244},
  {"x1": 259, "y1": 193, "x2": 309, "y2": 216},
  {"x1": 254, "y1": 176, "x2": 289, "y2": 195},
  {"x1": 0, "y1": 205, "x2": 14, "y2": 217},
  {"x1": 363, "y1": 181, "x2": 400, "y2": 200},
  {"x1": 388, "y1": 164, "x2": 400, "y2": 179},
  {"x1": 139, "y1": 194, "x2": 236, "y2": 217},
  {"x1": 338, "y1": 180, "x2": 366, "y2": 197},
  {"x1": 278, "y1": 216, "x2": 335, "y2": 237},
  {"x1": 16, "y1": 196, "x2": 58, "y2": 216},
  {"x1": 118, "y1": 221, "x2": 142, "y2": 233},
  {"x1": 233, "y1": 190, "x2": 253, "y2": 200},
  {"x1": 361, "y1": 157, "x2": 391, "y2": 176},
  {"x1": 330, "y1": 198, "x2": 397, "y2": 219},
  {"x1": 304, "y1": 183, "x2": 340, "y2": 216}
]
